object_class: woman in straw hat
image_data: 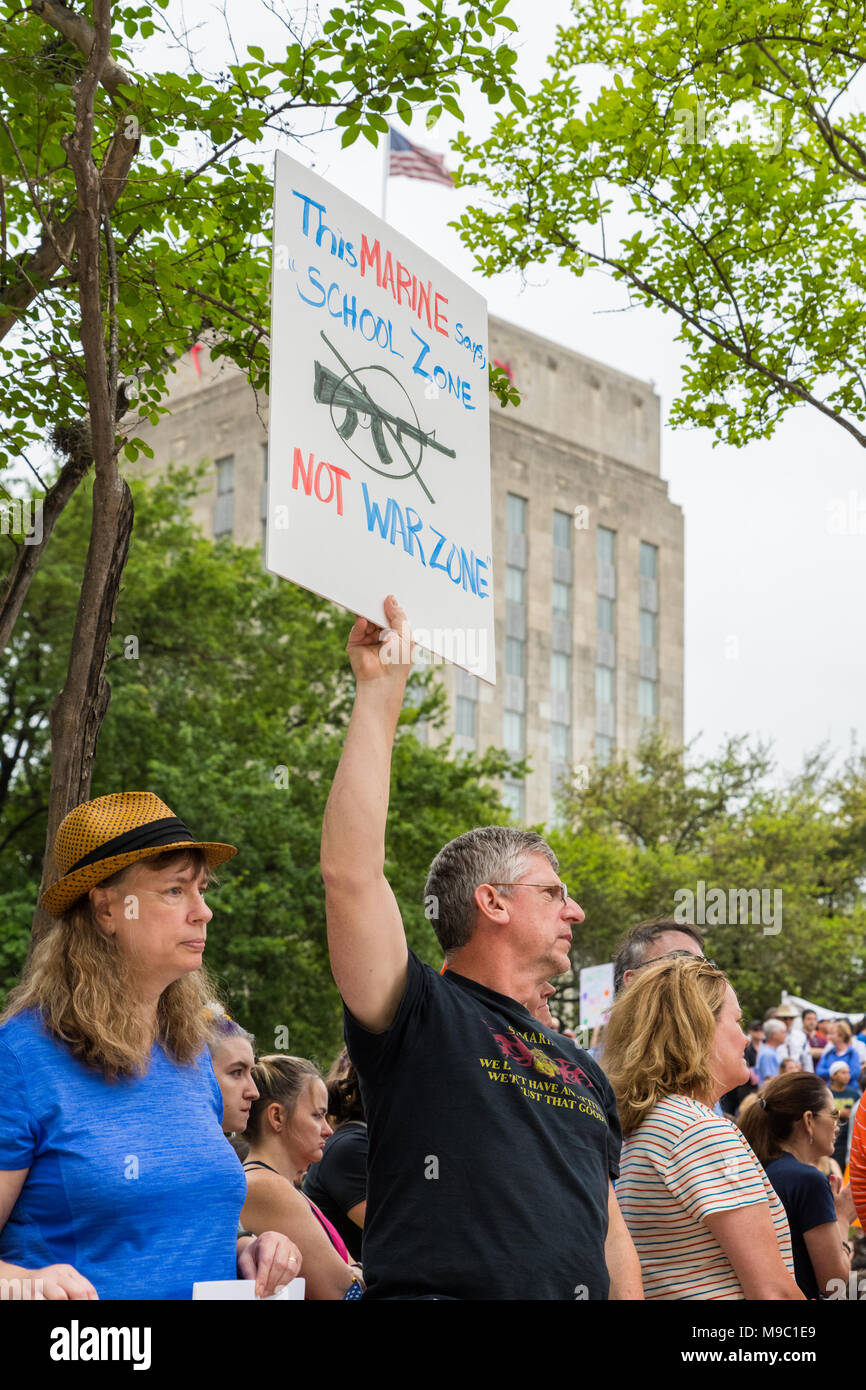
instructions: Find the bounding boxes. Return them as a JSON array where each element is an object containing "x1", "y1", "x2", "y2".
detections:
[{"x1": 0, "y1": 791, "x2": 301, "y2": 1300}]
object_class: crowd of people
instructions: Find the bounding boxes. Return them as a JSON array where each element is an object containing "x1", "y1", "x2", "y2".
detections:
[{"x1": 0, "y1": 595, "x2": 863, "y2": 1301}]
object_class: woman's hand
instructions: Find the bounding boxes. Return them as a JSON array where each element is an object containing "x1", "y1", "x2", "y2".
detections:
[
  {"x1": 32, "y1": 1264, "x2": 99, "y2": 1300},
  {"x1": 833, "y1": 1181, "x2": 856, "y2": 1227},
  {"x1": 237, "y1": 1231, "x2": 302, "y2": 1298}
]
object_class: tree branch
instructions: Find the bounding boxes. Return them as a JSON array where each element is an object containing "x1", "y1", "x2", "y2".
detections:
[
  {"x1": 29, "y1": 0, "x2": 133, "y2": 99},
  {"x1": 0, "y1": 448, "x2": 91, "y2": 654}
]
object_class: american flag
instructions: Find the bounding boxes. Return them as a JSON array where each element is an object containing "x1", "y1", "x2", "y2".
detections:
[{"x1": 388, "y1": 127, "x2": 454, "y2": 189}]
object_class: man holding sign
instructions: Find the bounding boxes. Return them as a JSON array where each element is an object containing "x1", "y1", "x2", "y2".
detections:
[{"x1": 321, "y1": 596, "x2": 642, "y2": 1300}]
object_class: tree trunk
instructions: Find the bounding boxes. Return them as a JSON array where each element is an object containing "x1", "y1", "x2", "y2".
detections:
[
  {"x1": 31, "y1": 474, "x2": 134, "y2": 944},
  {"x1": 29, "y1": 0, "x2": 131, "y2": 948}
]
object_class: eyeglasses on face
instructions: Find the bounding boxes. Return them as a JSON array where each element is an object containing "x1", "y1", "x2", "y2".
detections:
[{"x1": 488, "y1": 882, "x2": 569, "y2": 906}]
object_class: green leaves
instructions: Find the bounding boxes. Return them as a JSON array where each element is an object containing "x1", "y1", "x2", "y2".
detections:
[
  {"x1": 552, "y1": 732, "x2": 866, "y2": 1016},
  {"x1": 455, "y1": 0, "x2": 866, "y2": 449}
]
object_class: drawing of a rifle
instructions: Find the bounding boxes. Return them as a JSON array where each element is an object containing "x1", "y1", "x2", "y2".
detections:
[{"x1": 313, "y1": 361, "x2": 456, "y2": 468}]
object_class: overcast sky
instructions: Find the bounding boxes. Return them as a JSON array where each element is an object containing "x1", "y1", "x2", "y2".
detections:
[{"x1": 152, "y1": 2, "x2": 866, "y2": 777}]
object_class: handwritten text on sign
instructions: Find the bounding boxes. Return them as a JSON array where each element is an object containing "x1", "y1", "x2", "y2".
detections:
[{"x1": 267, "y1": 150, "x2": 494, "y2": 681}]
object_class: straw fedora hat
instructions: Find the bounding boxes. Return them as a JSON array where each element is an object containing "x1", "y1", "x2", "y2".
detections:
[{"x1": 40, "y1": 791, "x2": 237, "y2": 918}]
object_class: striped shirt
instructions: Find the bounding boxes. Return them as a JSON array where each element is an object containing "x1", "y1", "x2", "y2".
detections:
[{"x1": 617, "y1": 1094, "x2": 794, "y2": 1299}]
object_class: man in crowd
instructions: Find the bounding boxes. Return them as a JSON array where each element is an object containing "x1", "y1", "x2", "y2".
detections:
[
  {"x1": 321, "y1": 597, "x2": 643, "y2": 1301},
  {"x1": 613, "y1": 916, "x2": 705, "y2": 997},
  {"x1": 774, "y1": 1004, "x2": 814, "y2": 1072},
  {"x1": 757, "y1": 1018, "x2": 787, "y2": 1083},
  {"x1": 720, "y1": 1020, "x2": 763, "y2": 1115},
  {"x1": 802, "y1": 1009, "x2": 827, "y2": 1065}
]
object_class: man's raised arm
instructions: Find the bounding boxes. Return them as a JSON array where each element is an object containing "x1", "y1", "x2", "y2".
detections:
[{"x1": 321, "y1": 595, "x2": 412, "y2": 1032}]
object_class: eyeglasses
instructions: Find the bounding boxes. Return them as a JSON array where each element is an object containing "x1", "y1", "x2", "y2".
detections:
[
  {"x1": 634, "y1": 950, "x2": 718, "y2": 970},
  {"x1": 488, "y1": 882, "x2": 569, "y2": 906}
]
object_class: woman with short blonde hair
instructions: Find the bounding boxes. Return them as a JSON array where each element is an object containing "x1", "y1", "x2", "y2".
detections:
[{"x1": 604, "y1": 956, "x2": 803, "y2": 1300}]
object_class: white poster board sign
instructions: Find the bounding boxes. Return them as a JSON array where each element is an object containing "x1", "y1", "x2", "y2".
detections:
[
  {"x1": 579, "y1": 962, "x2": 614, "y2": 1029},
  {"x1": 267, "y1": 150, "x2": 495, "y2": 682}
]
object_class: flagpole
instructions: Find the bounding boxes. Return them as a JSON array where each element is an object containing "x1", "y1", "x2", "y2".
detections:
[{"x1": 380, "y1": 127, "x2": 389, "y2": 222}]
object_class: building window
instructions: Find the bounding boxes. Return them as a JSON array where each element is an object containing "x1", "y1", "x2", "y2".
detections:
[
  {"x1": 506, "y1": 639, "x2": 524, "y2": 677},
  {"x1": 503, "y1": 711, "x2": 525, "y2": 754},
  {"x1": 596, "y1": 666, "x2": 614, "y2": 704},
  {"x1": 595, "y1": 734, "x2": 613, "y2": 765},
  {"x1": 551, "y1": 508, "x2": 574, "y2": 815},
  {"x1": 551, "y1": 652, "x2": 570, "y2": 692},
  {"x1": 640, "y1": 540, "x2": 658, "y2": 580},
  {"x1": 638, "y1": 677, "x2": 657, "y2": 719},
  {"x1": 597, "y1": 596, "x2": 614, "y2": 633},
  {"x1": 639, "y1": 610, "x2": 657, "y2": 649},
  {"x1": 505, "y1": 565, "x2": 525, "y2": 603},
  {"x1": 505, "y1": 493, "x2": 528, "y2": 793},
  {"x1": 507, "y1": 493, "x2": 527, "y2": 535},
  {"x1": 639, "y1": 541, "x2": 659, "y2": 723},
  {"x1": 551, "y1": 723, "x2": 570, "y2": 761},
  {"x1": 552, "y1": 580, "x2": 570, "y2": 618},
  {"x1": 214, "y1": 455, "x2": 234, "y2": 539},
  {"x1": 455, "y1": 696, "x2": 476, "y2": 738},
  {"x1": 502, "y1": 780, "x2": 525, "y2": 820},
  {"x1": 596, "y1": 526, "x2": 616, "y2": 760},
  {"x1": 553, "y1": 509, "x2": 572, "y2": 551},
  {"x1": 597, "y1": 525, "x2": 615, "y2": 568}
]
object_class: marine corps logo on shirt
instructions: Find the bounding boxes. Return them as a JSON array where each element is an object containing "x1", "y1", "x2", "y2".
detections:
[
  {"x1": 487, "y1": 1027, "x2": 594, "y2": 1090},
  {"x1": 529, "y1": 1047, "x2": 559, "y2": 1077}
]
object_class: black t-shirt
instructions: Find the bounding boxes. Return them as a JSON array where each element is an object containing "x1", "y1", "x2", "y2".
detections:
[
  {"x1": 344, "y1": 951, "x2": 621, "y2": 1300},
  {"x1": 764, "y1": 1154, "x2": 837, "y2": 1299},
  {"x1": 302, "y1": 1123, "x2": 368, "y2": 1262}
]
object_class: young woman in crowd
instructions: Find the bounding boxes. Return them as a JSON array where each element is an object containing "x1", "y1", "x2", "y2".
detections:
[
  {"x1": 302, "y1": 1056, "x2": 368, "y2": 1262},
  {"x1": 241, "y1": 1054, "x2": 363, "y2": 1299},
  {"x1": 206, "y1": 1005, "x2": 259, "y2": 1141},
  {"x1": 0, "y1": 792, "x2": 299, "y2": 1299},
  {"x1": 739, "y1": 1073, "x2": 853, "y2": 1298},
  {"x1": 604, "y1": 955, "x2": 803, "y2": 1300}
]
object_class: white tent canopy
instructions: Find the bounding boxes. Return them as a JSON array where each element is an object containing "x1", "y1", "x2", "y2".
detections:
[{"x1": 781, "y1": 991, "x2": 863, "y2": 1025}]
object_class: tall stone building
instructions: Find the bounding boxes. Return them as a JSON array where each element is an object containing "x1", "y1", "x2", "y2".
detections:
[{"x1": 133, "y1": 316, "x2": 684, "y2": 825}]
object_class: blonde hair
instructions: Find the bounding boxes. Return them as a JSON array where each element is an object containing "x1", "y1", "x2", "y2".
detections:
[
  {"x1": 603, "y1": 955, "x2": 729, "y2": 1135},
  {"x1": 1, "y1": 851, "x2": 216, "y2": 1079},
  {"x1": 246, "y1": 1055, "x2": 323, "y2": 1142}
]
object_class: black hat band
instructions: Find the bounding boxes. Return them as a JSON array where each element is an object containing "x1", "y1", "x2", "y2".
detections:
[{"x1": 67, "y1": 817, "x2": 195, "y2": 875}]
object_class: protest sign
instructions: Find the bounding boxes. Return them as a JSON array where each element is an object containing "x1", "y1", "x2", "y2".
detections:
[
  {"x1": 267, "y1": 150, "x2": 495, "y2": 682},
  {"x1": 579, "y1": 962, "x2": 614, "y2": 1029}
]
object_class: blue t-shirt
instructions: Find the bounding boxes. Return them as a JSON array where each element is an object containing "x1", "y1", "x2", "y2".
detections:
[
  {"x1": 764, "y1": 1153, "x2": 837, "y2": 1299},
  {"x1": 756, "y1": 1043, "x2": 781, "y2": 1084},
  {"x1": 0, "y1": 1009, "x2": 246, "y2": 1299}
]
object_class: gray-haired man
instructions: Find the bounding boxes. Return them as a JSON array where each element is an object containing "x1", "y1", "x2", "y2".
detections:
[
  {"x1": 613, "y1": 916, "x2": 706, "y2": 997},
  {"x1": 321, "y1": 597, "x2": 642, "y2": 1301}
]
